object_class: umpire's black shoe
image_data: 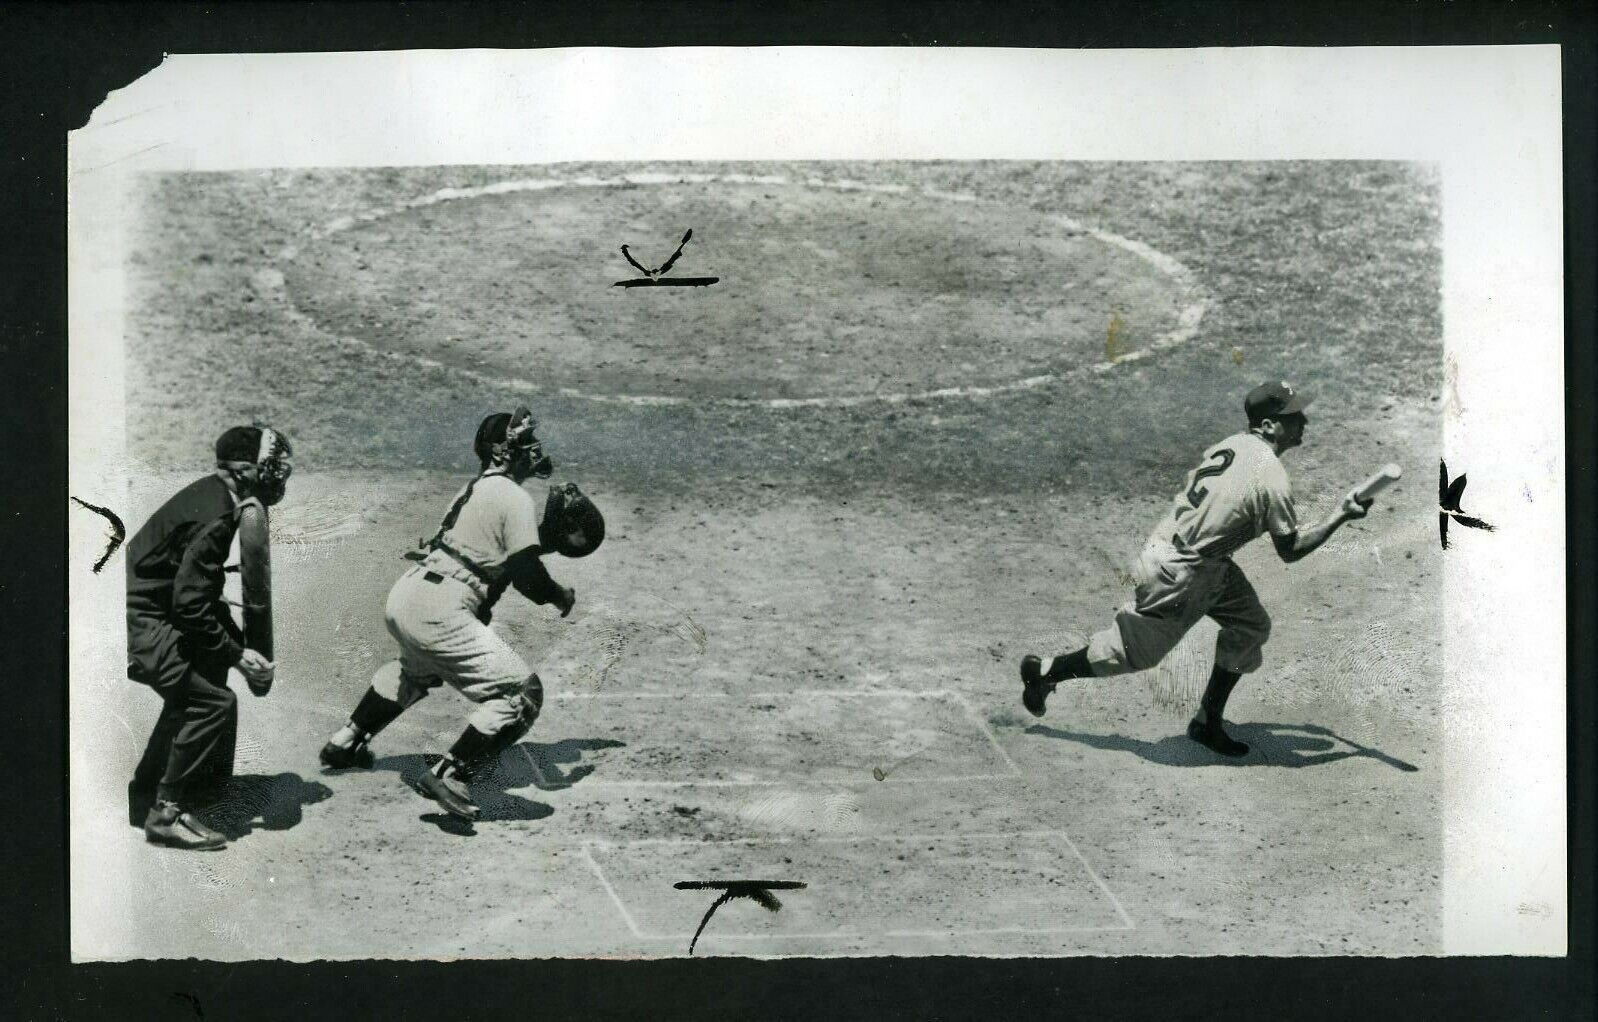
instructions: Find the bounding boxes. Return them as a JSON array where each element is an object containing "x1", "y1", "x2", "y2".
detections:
[
  {"x1": 319, "y1": 740, "x2": 375, "y2": 770},
  {"x1": 143, "y1": 801, "x2": 228, "y2": 851},
  {"x1": 1020, "y1": 655, "x2": 1055, "y2": 718},
  {"x1": 1186, "y1": 718, "x2": 1250, "y2": 758}
]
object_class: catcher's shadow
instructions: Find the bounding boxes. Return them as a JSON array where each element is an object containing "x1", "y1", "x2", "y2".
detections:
[
  {"x1": 417, "y1": 786, "x2": 556, "y2": 836},
  {"x1": 196, "y1": 772, "x2": 334, "y2": 840},
  {"x1": 377, "y1": 738, "x2": 624, "y2": 837},
  {"x1": 377, "y1": 753, "x2": 552, "y2": 837},
  {"x1": 499, "y1": 737, "x2": 628, "y2": 791},
  {"x1": 1026, "y1": 721, "x2": 1419, "y2": 771}
]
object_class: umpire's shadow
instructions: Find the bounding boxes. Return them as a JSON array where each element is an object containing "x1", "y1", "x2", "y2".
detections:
[
  {"x1": 1026, "y1": 721, "x2": 1419, "y2": 771},
  {"x1": 198, "y1": 772, "x2": 334, "y2": 841}
]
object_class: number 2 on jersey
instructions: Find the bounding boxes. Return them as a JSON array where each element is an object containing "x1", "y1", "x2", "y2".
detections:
[{"x1": 1185, "y1": 447, "x2": 1235, "y2": 508}]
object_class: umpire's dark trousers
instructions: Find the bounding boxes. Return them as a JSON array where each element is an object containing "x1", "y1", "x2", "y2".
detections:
[{"x1": 127, "y1": 610, "x2": 238, "y2": 812}]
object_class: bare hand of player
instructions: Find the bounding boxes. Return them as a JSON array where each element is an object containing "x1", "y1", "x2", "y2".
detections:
[
  {"x1": 236, "y1": 648, "x2": 276, "y2": 686},
  {"x1": 557, "y1": 586, "x2": 576, "y2": 618},
  {"x1": 1342, "y1": 491, "x2": 1373, "y2": 520}
]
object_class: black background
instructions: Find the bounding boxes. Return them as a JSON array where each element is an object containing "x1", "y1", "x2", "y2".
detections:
[{"x1": 2, "y1": 2, "x2": 1592, "y2": 1018}]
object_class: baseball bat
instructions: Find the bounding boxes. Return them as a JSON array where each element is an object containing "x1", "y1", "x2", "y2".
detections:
[{"x1": 1353, "y1": 463, "x2": 1402, "y2": 503}]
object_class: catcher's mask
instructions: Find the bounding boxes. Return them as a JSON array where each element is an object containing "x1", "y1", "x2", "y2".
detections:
[
  {"x1": 216, "y1": 424, "x2": 294, "y2": 506},
  {"x1": 539, "y1": 482, "x2": 605, "y2": 558},
  {"x1": 474, "y1": 405, "x2": 553, "y2": 478}
]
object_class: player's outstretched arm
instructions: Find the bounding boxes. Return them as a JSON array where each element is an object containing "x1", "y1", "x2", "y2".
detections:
[
  {"x1": 505, "y1": 546, "x2": 576, "y2": 617},
  {"x1": 1271, "y1": 491, "x2": 1371, "y2": 563}
]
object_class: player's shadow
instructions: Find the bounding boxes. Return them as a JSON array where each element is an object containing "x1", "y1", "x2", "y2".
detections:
[
  {"x1": 376, "y1": 753, "x2": 551, "y2": 835},
  {"x1": 500, "y1": 738, "x2": 629, "y2": 791},
  {"x1": 195, "y1": 772, "x2": 334, "y2": 840},
  {"x1": 374, "y1": 741, "x2": 620, "y2": 837},
  {"x1": 1026, "y1": 721, "x2": 1419, "y2": 771}
]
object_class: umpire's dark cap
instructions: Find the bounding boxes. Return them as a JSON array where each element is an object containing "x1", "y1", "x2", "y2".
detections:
[{"x1": 215, "y1": 425, "x2": 264, "y2": 462}]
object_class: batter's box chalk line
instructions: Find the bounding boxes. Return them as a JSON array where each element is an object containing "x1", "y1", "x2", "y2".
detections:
[
  {"x1": 581, "y1": 830, "x2": 1133, "y2": 941},
  {"x1": 269, "y1": 174, "x2": 1213, "y2": 410}
]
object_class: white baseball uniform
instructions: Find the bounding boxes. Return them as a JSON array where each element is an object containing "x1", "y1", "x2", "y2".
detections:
[
  {"x1": 371, "y1": 470, "x2": 543, "y2": 735},
  {"x1": 1086, "y1": 431, "x2": 1297, "y2": 677}
]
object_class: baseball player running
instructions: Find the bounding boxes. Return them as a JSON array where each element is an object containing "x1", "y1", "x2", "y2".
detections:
[
  {"x1": 1020, "y1": 381, "x2": 1371, "y2": 757},
  {"x1": 318, "y1": 406, "x2": 604, "y2": 821},
  {"x1": 125, "y1": 425, "x2": 292, "y2": 849}
]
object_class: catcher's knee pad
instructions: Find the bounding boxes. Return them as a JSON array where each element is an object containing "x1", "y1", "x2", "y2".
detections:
[
  {"x1": 499, "y1": 676, "x2": 543, "y2": 744},
  {"x1": 466, "y1": 677, "x2": 543, "y2": 741},
  {"x1": 519, "y1": 673, "x2": 544, "y2": 723},
  {"x1": 454, "y1": 678, "x2": 545, "y2": 782},
  {"x1": 499, "y1": 676, "x2": 545, "y2": 742}
]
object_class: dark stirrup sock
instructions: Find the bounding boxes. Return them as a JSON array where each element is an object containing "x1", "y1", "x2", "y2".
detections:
[
  {"x1": 1045, "y1": 647, "x2": 1091, "y2": 683},
  {"x1": 1197, "y1": 666, "x2": 1243, "y2": 724},
  {"x1": 440, "y1": 725, "x2": 499, "y2": 779},
  {"x1": 349, "y1": 687, "x2": 408, "y2": 737}
]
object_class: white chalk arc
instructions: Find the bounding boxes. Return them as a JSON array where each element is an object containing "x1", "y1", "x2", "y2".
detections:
[{"x1": 269, "y1": 173, "x2": 1213, "y2": 409}]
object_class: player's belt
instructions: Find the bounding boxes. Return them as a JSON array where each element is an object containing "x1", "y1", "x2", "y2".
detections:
[{"x1": 431, "y1": 540, "x2": 496, "y2": 586}]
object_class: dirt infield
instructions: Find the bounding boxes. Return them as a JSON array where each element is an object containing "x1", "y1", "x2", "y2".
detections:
[
  {"x1": 281, "y1": 175, "x2": 1196, "y2": 402},
  {"x1": 85, "y1": 162, "x2": 1444, "y2": 959}
]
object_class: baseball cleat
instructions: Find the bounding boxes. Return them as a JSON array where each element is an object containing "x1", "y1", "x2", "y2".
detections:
[
  {"x1": 319, "y1": 740, "x2": 375, "y2": 770},
  {"x1": 143, "y1": 801, "x2": 228, "y2": 851},
  {"x1": 413, "y1": 771, "x2": 479, "y2": 821},
  {"x1": 1186, "y1": 718, "x2": 1250, "y2": 758},
  {"x1": 1020, "y1": 655, "x2": 1054, "y2": 717}
]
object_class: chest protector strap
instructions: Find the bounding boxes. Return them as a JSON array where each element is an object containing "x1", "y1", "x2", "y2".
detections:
[{"x1": 403, "y1": 470, "x2": 506, "y2": 585}]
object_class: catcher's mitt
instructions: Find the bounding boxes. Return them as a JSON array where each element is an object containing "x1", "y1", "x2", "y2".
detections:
[{"x1": 539, "y1": 482, "x2": 605, "y2": 558}]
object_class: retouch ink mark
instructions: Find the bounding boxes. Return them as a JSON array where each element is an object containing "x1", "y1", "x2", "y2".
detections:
[
  {"x1": 673, "y1": 879, "x2": 807, "y2": 954},
  {"x1": 613, "y1": 228, "x2": 720, "y2": 288},
  {"x1": 71, "y1": 496, "x2": 126, "y2": 572},
  {"x1": 1438, "y1": 460, "x2": 1495, "y2": 549}
]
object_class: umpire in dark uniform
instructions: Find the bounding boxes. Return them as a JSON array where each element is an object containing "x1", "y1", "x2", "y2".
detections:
[{"x1": 126, "y1": 425, "x2": 292, "y2": 850}]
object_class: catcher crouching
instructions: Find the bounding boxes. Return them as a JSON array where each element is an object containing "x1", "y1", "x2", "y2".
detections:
[{"x1": 319, "y1": 406, "x2": 604, "y2": 821}]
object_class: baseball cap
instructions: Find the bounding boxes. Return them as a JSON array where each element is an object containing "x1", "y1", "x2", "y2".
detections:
[{"x1": 1245, "y1": 380, "x2": 1312, "y2": 421}]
